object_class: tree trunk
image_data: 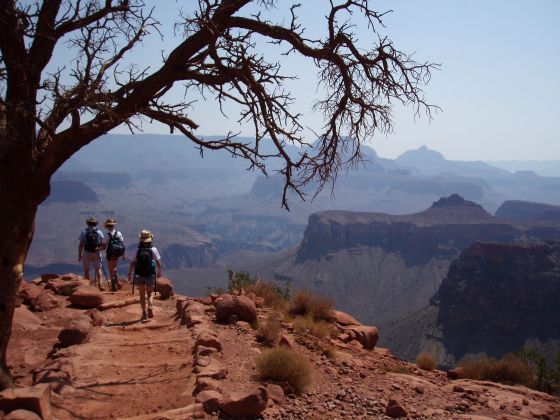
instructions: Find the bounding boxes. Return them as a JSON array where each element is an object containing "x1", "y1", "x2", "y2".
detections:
[{"x1": 0, "y1": 188, "x2": 39, "y2": 390}]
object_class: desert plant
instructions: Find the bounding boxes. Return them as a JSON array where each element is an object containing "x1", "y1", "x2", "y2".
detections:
[
  {"x1": 227, "y1": 270, "x2": 256, "y2": 293},
  {"x1": 256, "y1": 316, "x2": 282, "y2": 346},
  {"x1": 256, "y1": 347, "x2": 312, "y2": 394},
  {"x1": 291, "y1": 315, "x2": 334, "y2": 340},
  {"x1": 245, "y1": 280, "x2": 291, "y2": 310},
  {"x1": 289, "y1": 290, "x2": 333, "y2": 321},
  {"x1": 459, "y1": 354, "x2": 535, "y2": 388},
  {"x1": 516, "y1": 348, "x2": 560, "y2": 395},
  {"x1": 416, "y1": 352, "x2": 437, "y2": 371}
]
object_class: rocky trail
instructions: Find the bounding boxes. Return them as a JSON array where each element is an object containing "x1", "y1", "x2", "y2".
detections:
[{"x1": 2, "y1": 274, "x2": 560, "y2": 419}]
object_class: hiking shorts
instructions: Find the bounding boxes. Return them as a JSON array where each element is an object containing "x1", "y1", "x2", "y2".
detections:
[
  {"x1": 82, "y1": 251, "x2": 101, "y2": 271},
  {"x1": 134, "y1": 275, "x2": 155, "y2": 287}
]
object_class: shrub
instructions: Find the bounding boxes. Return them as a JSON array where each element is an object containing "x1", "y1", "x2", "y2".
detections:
[
  {"x1": 245, "y1": 281, "x2": 290, "y2": 310},
  {"x1": 516, "y1": 348, "x2": 560, "y2": 395},
  {"x1": 256, "y1": 316, "x2": 282, "y2": 346},
  {"x1": 459, "y1": 354, "x2": 534, "y2": 387},
  {"x1": 416, "y1": 352, "x2": 437, "y2": 371},
  {"x1": 227, "y1": 270, "x2": 256, "y2": 293},
  {"x1": 256, "y1": 347, "x2": 312, "y2": 394},
  {"x1": 289, "y1": 290, "x2": 333, "y2": 321},
  {"x1": 292, "y1": 315, "x2": 334, "y2": 339}
]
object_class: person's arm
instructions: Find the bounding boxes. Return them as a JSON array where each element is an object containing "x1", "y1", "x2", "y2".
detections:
[
  {"x1": 99, "y1": 231, "x2": 108, "y2": 250},
  {"x1": 78, "y1": 241, "x2": 83, "y2": 262},
  {"x1": 156, "y1": 260, "x2": 162, "y2": 279},
  {"x1": 152, "y1": 247, "x2": 162, "y2": 278}
]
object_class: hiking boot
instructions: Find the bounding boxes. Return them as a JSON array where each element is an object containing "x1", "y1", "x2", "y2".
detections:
[
  {"x1": 141, "y1": 311, "x2": 148, "y2": 320},
  {"x1": 147, "y1": 308, "x2": 154, "y2": 318}
]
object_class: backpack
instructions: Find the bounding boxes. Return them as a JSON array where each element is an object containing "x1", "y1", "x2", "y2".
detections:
[
  {"x1": 135, "y1": 245, "x2": 155, "y2": 277},
  {"x1": 106, "y1": 231, "x2": 125, "y2": 258},
  {"x1": 83, "y1": 227, "x2": 101, "y2": 252}
]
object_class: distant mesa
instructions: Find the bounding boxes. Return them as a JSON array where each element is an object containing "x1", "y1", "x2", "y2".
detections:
[
  {"x1": 495, "y1": 200, "x2": 560, "y2": 223},
  {"x1": 396, "y1": 145, "x2": 445, "y2": 163},
  {"x1": 384, "y1": 240, "x2": 560, "y2": 368},
  {"x1": 44, "y1": 180, "x2": 98, "y2": 204}
]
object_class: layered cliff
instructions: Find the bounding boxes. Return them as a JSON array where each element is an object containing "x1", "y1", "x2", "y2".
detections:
[{"x1": 383, "y1": 240, "x2": 560, "y2": 367}]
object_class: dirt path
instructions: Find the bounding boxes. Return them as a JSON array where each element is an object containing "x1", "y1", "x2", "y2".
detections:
[{"x1": 53, "y1": 295, "x2": 197, "y2": 419}]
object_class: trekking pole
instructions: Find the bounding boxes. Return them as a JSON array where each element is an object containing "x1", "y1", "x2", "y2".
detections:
[{"x1": 99, "y1": 255, "x2": 110, "y2": 289}]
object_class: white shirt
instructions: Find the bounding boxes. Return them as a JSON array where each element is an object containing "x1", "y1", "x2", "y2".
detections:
[{"x1": 102, "y1": 229, "x2": 124, "y2": 246}]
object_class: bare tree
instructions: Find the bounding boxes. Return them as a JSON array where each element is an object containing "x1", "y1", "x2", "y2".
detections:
[{"x1": 0, "y1": 0, "x2": 437, "y2": 388}]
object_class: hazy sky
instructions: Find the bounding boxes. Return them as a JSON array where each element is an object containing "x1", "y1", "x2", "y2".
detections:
[{"x1": 108, "y1": 1, "x2": 560, "y2": 161}]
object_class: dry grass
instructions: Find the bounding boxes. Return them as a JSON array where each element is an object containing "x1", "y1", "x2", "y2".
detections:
[
  {"x1": 245, "y1": 281, "x2": 289, "y2": 310},
  {"x1": 459, "y1": 354, "x2": 535, "y2": 387},
  {"x1": 292, "y1": 315, "x2": 334, "y2": 339},
  {"x1": 289, "y1": 290, "x2": 333, "y2": 321},
  {"x1": 416, "y1": 352, "x2": 437, "y2": 371},
  {"x1": 385, "y1": 364, "x2": 414, "y2": 375},
  {"x1": 256, "y1": 347, "x2": 312, "y2": 394},
  {"x1": 256, "y1": 316, "x2": 281, "y2": 346}
]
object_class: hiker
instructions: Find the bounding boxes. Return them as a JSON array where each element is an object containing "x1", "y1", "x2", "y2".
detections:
[
  {"x1": 128, "y1": 230, "x2": 162, "y2": 320},
  {"x1": 78, "y1": 217, "x2": 105, "y2": 290},
  {"x1": 102, "y1": 218, "x2": 126, "y2": 292}
]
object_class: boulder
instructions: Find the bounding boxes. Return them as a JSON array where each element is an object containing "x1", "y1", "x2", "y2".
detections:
[
  {"x1": 266, "y1": 383, "x2": 285, "y2": 403},
  {"x1": 18, "y1": 283, "x2": 58, "y2": 312},
  {"x1": 4, "y1": 409, "x2": 42, "y2": 420},
  {"x1": 195, "y1": 390, "x2": 223, "y2": 414},
  {"x1": 194, "y1": 377, "x2": 223, "y2": 394},
  {"x1": 193, "y1": 358, "x2": 227, "y2": 379},
  {"x1": 0, "y1": 384, "x2": 51, "y2": 420},
  {"x1": 194, "y1": 331, "x2": 222, "y2": 353},
  {"x1": 58, "y1": 316, "x2": 93, "y2": 347},
  {"x1": 155, "y1": 277, "x2": 173, "y2": 299},
  {"x1": 215, "y1": 295, "x2": 257, "y2": 323},
  {"x1": 33, "y1": 360, "x2": 74, "y2": 385},
  {"x1": 222, "y1": 386, "x2": 268, "y2": 417},
  {"x1": 46, "y1": 279, "x2": 85, "y2": 296},
  {"x1": 40, "y1": 273, "x2": 60, "y2": 282},
  {"x1": 344, "y1": 325, "x2": 379, "y2": 350},
  {"x1": 386, "y1": 399, "x2": 407, "y2": 418},
  {"x1": 69, "y1": 286, "x2": 104, "y2": 308},
  {"x1": 330, "y1": 309, "x2": 362, "y2": 326}
]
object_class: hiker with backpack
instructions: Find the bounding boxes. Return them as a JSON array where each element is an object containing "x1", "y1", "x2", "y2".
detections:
[
  {"x1": 102, "y1": 218, "x2": 126, "y2": 292},
  {"x1": 78, "y1": 217, "x2": 105, "y2": 290},
  {"x1": 127, "y1": 230, "x2": 162, "y2": 320}
]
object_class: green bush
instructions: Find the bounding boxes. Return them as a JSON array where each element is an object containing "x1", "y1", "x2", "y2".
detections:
[
  {"x1": 256, "y1": 347, "x2": 312, "y2": 394},
  {"x1": 227, "y1": 270, "x2": 256, "y2": 293},
  {"x1": 289, "y1": 290, "x2": 333, "y2": 321},
  {"x1": 245, "y1": 280, "x2": 290, "y2": 310},
  {"x1": 416, "y1": 352, "x2": 437, "y2": 371},
  {"x1": 459, "y1": 354, "x2": 534, "y2": 387},
  {"x1": 516, "y1": 348, "x2": 560, "y2": 395}
]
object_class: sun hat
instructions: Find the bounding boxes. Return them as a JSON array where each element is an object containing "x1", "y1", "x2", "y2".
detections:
[
  {"x1": 86, "y1": 217, "x2": 98, "y2": 225},
  {"x1": 139, "y1": 230, "x2": 153, "y2": 243},
  {"x1": 104, "y1": 218, "x2": 117, "y2": 227}
]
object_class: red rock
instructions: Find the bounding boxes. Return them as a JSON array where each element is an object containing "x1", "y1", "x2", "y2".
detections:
[
  {"x1": 266, "y1": 384, "x2": 285, "y2": 403},
  {"x1": 0, "y1": 384, "x2": 51, "y2": 420},
  {"x1": 386, "y1": 399, "x2": 407, "y2": 418},
  {"x1": 85, "y1": 308, "x2": 105, "y2": 326},
  {"x1": 40, "y1": 273, "x2": 60, "y2": 282},
  {"x1": 215, "y1": 295, "x2": 257, "y2": 323},
  {"x1": 46, "y1": 279, "x2": 85, "y2": 296},
  {"x1": 155, "y1": 277, "x2": 173, "y2": 299},
  {"x1": 222, "y1": 386, "x2": 268, "y2": 417},
  {"x1": 194, "y1": 377, "x2": 223, "y2": 394},
  {"x1": 4, "y1": 409, "x2": 42, "y2": 420},
  {"x1": 195, "y1": 390, "x2": 223, "y2": 414},
  {"x1": 58, "y1": 315, "x2": 93, "y2": 347},
  {"x1": 330, "y1": 309, "x2": 362, "y2": 326},
  {"x1": 193, "y1": 296, "x2": 213, "y2": 305},
  {"x1": 279, "y1": 334, "x2": 295, "y2": 349},
  {"x1": 193, "y1": 358, "x2": 227, "y2": 379},
  {"x1": 194, "y1": 331, "x2": 222, "y2": 353},
  {"x1": 344, "y1": 325, "x2": 379, "y2": 349},
  {"x1": 18, "y1": 283, "x2": 58, "y2": 312},
  {"x1": 69, "y1": 286, "x2": 104, "y2": 308},
  {"x1": 12, "y1": 306, "x2": 42, "y2": 332},
  {"x1": 33, "y1": 359, "x2": 74, "y2": 385}
]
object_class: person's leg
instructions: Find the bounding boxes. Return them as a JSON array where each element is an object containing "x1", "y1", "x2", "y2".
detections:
[
  {"x1": 93, "y1": 255, "x2": 103, "y2": 290},
  {"x1": 82, "y1": 252, "x2": 90, "y2": 281},
  {"x1": 108, "y1": 259, "x2": 118, "y2": 291},
  {"x1": 138, "y1": 282, "x2": 147, "y2": 319},
  {"x1": 146, "y1": 282, "x2": 154, "y2": 318}
]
